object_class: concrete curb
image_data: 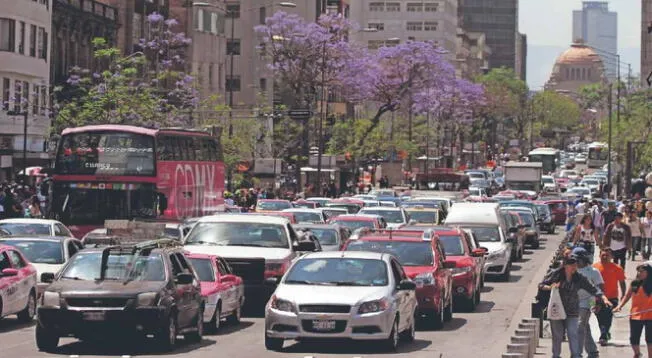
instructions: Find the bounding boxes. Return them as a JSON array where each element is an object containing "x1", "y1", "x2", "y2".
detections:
[{"x1": 502, "y1": 318, "x2": 541, "y2": 358}]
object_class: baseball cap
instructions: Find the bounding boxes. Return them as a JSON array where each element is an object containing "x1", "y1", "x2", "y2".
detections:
[{"x1": 564, "y1": 257, "x2": 578, "y2": 265}]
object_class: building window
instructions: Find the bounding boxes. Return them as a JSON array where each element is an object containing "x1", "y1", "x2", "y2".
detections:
[
  {"x1": 565, "y1": 67, "x2": 569, "y2": 80},
  {"x1": 259, "y1": 78, "x2": 267, "y2": 92},
  {"x1": 369, "y1": 2, "x2": 384, "y2": 11},
  {"x1": 367, "y1": 40, "x2": 383, "y2": 50},
  {"x1": 203, "y1": 10, "x2": 212, "y2": 32},
  {"x1": 32, "y1": 85, "x2": 39, "y2": 115},
  {"x1": 385, "y1": 39, "x2": 400, "y2": 47},
  {"x1": 424, "y1": 2, "x2": 439, "y2": 12},
  {"x1": 210, "y1": 12, "x2": 218, "y2": 34},
  {"x1": 0, "y1": 18, "x2": 15, "y2": 52},
  {"x1": 29, "y1": 24, "x2": 36, "y2": 57},
  {"x1": 227, "y1": 39, "x2": 240, "y2": 55},
  {"x1": 22, "y1": 82, "x2": 28, "y2": 112},
  {"x1": 407, "y1": 22, "x2": 423, "y2": 31},
  {"x1": 407, "y1": 3, "x2": 423, "y2": 12},
  {"x1": 18, "y1": 21, "x2": 25, "y2": 54},
  {"x1": 424, "y1": 21, "x2": 438, "y2": 31},
  {"x1": 38, "y1": 27, "x2": 47, "y2": 60},
  {"x1": 367, "y1": 23, "x2": 384, "y2": 31},
  {"x1": 587, "y1": 68, "x2": 591, "y2": 79},
  {"x1": 217, "y1": 13, "x2": 225, "y2": 34},
  {"x1": 226, "y1": 75, "x2": 241, "y2": 92},
  {"x1": 226, "y1": 4, "x2": 240, "y2": 18},
  {"x1": 2, "y1": 78, "x2": 9, "y2": 110},
  {"x1": 386, "y1": 2, "x2": 400, "y2": 11},
  {"x1": 40, "y1": 86, "x2": 47, "y2": 115},
  {"x1": 196, "y1": 9, "x2": 204, "y2": 30},
  {"x1": 408, "y1": 36, "x2": 415, "y2": 41},
  {"x1": 259, "y1": 7, "x2": 266, "y2": 25}
]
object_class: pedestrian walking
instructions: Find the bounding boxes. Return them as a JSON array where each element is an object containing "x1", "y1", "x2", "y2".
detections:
[
  {"x1": 593, "y1": 248, "x2": 627, "y2": 346},
  {"x1": 591, "y1": 200, "x2": 605, "y2": 241},
  {"x1": 540, "y1": 254, "x2": 613, "y2": 358},
  {"x1": 603, "y1": 212, "x2": 632, "y2": 269},
  {"x1": 602, "y1": 201, "x2": 619, "y2": 228},
  {"x1": 573, "y1": 247, "x2": 603, "y2": 357},
  {"x1": 627, "y1": 211, "x2": 644, "y2": 261},
  {"x1": 613, "y1": 263, "x2": 652, "y2": 358},
  {"x1": 642, "y1": 211, "x2": 652, "y2": 260},
  {"x1": 573, "y1": 214, "x2": 598, "y2": 261}
]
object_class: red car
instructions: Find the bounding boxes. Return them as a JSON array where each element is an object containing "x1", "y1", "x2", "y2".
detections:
[
  {"x1": 328, "y1": 214, "x2": 387, "y2": 232},
  {"x1": 342, "y1": 229, "x2": 454, "y2": 328},
  {"x1": 185, "y1": 253, "x2": 245, "y2": 332},
  {"x1": 546, "y1": 200, "x2": 568, "y2": 226},
  {"x1": 435, "y1": 229, "x2": 486, "y2": 311},
  {"x1": 498, "y1": 190, "x2": 527, "y2": 199},
  {"x1": 0, "y1": 244, "x2": 38, "y2": 322}
]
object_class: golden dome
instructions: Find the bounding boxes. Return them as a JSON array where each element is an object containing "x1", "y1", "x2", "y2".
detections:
[{"x1": 555, "y1": 42, "x2": 601, "y2": 65}]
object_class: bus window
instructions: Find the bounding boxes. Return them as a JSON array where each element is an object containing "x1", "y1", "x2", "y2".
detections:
[
  {"x1": 185, "y1": 137, "x2": 196, "y2": 161},
  {"x1": 194, "y1": 137, "x2": 205, "y2": 161}
]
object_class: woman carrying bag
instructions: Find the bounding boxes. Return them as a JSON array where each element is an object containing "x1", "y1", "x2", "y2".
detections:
[
  {"x1": 613, "y1": 263, "x2": 652, "y2": 358},
  {"x1": 540, "y1": 254, "x2": 613, "y2": 358}
]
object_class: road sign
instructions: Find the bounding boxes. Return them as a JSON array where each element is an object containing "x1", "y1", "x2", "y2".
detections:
[{"x1": 288, "y1": 109, "x2": 313, "y2": 119}]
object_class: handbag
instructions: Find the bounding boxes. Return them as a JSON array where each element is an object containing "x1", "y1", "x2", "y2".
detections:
[{"x1": 547, "y1": 287, "x2": 567, "y2": 320}]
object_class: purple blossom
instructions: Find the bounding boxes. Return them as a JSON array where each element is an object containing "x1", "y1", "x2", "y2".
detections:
[
  {"x1": 67, "y1": 75, "x2": 81, "y2": 86},
  {"x1": 147, "y1": 12, "x2": 164, "y2": 24},
  {"x1": 164, "y1": 18, "x2": 178, "y2": 27},
  {"x1": 92, "y1": 72, "x2": 101, "y2": 79}
]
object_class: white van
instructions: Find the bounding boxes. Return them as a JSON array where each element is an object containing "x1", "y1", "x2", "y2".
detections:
[{"x1": 444, "y1": 203, "x2": 515, "y2": 281}]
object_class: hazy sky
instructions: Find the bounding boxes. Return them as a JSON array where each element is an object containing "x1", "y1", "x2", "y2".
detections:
[{"x1": 520, "y1": 0, "x2": 641, "y2": 88}]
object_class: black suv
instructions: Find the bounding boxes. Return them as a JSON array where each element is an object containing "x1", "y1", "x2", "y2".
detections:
[{"x1": 36, "y1": 239, "x2": 203, "y2": 352}]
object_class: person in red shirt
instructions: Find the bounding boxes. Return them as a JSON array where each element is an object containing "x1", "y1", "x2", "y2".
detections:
[
  {"x1": 593, "y1": 248, "x2": 627, "y2": 346},
  {"x1": 614, "y1": 263, "x2": 652, "y2": 358}
]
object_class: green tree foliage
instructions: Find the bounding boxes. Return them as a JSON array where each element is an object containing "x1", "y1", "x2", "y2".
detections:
[{"x1": 528, "y1": 90, "x2": 582, "y2": 133}]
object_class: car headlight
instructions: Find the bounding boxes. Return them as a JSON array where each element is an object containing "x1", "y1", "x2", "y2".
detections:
[
  {"x1": 413, "y1": 272, "x2": 435, "y2": 287},
  {"x1": 358, "y1": 298, "x2": 390, "y2": 314},
  {"x1": 488, "y1": 248, "x2": 508, "y2": 260},
  {"x1": 450, "y1": 266, "x2": 472, "y2": 276},
  {"x1": 42, "y1": 291, "x2": 60, "y2": 307},
  {"x1": 270, "y1": 295, "x2": 296, "y2": 313},
  {"x1": 137, "y1": 292, "x2": 159, "y2": 306}
]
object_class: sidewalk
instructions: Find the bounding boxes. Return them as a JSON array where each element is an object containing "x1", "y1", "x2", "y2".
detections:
[{"x1": 537, "y1": 254, "x2": 643, "y2": 357}]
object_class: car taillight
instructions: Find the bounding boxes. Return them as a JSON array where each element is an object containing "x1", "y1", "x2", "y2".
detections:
[{"x1": 265, "y1": 260, "x2": 289, "y2": 278}]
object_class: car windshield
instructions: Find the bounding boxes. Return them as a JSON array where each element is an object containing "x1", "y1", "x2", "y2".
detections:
[
  {"x1": 438, "y1": 235, "x2": 466, "y2": 256},
  {"x1": 536, "y1": 205, "x2": 551, "y2": 215},
  {"x1": 187, "y1": 258, "x2": 214, "y2": 282},
  {"x1": 331, "y1": 219, "x2": 375, "y2": 231},
  {"x1": 186, "y1": 222, "x2": 289, "y2": 248},
  {"x1": 542, "y1": 177, "x2": 554, "y2": 183},
  {"x1": 298, "y1": 228, "x2": 338, "y2": 246},
  {"x1": 325, "y1": 203, "x2": 359, "y2": 213},
  {"x1": 0, "y1": 223, "x2": 50, "y2": 236},
  {"x1": 407, "y1": 211, "x2": 437, "y2": 223},
  {"x1": 257, "y1": 201, "x2": 291, "y2": 211},
  {"x1": 360, "y1": 209, "x2": 404, "y2": 224},
  {"x1": 163, "y1": 227, "x2": 180, "y2": 238},
  {"x1": 570, "y1": 188, "x2": 590, "y2": 195},
  {"x1": 467, "y1": 172, "x2": 485, "y2": 179},
  {"x1": 284, "y1": 258, "x2": 388, "y2": 286},
  {"x1": 345, "y1": 241, "x2": 433, "y2": 266},
  {"x1": 468, "y1": 226, "x2": 501, "y2": 242},
  {"x1": 60, "y1": 252, "x2": 165, "y2": 281},
  {"x1": 291, "y1": 212, "x2": 323, "y2": 223},
  {"x1": 468, "y1": 188, "x2": 482, "y2": 196},
  {"x1": 3, "y1": 239, "x2": 64, "y2": 264},
  {"x1": 517, "y1": 213, "x2": 535, "y2": 226}
]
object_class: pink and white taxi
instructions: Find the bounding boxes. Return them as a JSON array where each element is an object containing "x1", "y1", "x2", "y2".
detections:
[
  {"x1": 185, "y1": 253, "x2": 245, "y2": 332},
  {"x1": 0, "y1": 244, "x2": 37, "y2": 322}
]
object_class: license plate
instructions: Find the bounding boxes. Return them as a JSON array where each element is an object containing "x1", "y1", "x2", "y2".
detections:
[
  {"x1": 312, "y1": 320, "x2": 336, "y2": 331},
  {"x1": 82, "y1": 311, "x2": 105, "y2": 321}
]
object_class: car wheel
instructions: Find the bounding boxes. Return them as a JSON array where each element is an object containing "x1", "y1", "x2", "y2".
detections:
[
  {"x1": 500, "y1": 263, "x2": 511, "y2": 282},
  {"x1": 35, "y1": 324, "x2": 59, "y2": 352},
  {"x1": 226, "y1": 301, "x2": 242, "y2": 325},
  {"x1": 399, "y1": 314, "x2": 415, "y2": 342},
  {"x1": 264, "y1": 333, "x2": 284, "y2": 351},
  {"x1": 184, "y1": 308, "x2": 203, "y2": 343},
  {"x1": 157, "y1": 313, "x2": 177, "y2": 352},
  {"x1": 383, "y1": 317, "x2": 400, "y2": 351},
  {"x1": 210, "y1": 305, "x2": 221, "y2": 333},
  {"x1": 18, "y1": 291, "x2": 36, "y2": 322},
  {"x1": 444, "y1": 296, "x2": 453, "y2": 322}
]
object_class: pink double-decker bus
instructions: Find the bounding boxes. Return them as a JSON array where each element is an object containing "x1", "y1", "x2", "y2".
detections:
[{"x1": 50, "y1": 125, "x2": 225, "y2": 237}]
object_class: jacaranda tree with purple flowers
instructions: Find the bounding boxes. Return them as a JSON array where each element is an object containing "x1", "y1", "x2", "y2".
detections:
[{"x1": 52, "y1": 13, "x2": 198, "y2": 134}]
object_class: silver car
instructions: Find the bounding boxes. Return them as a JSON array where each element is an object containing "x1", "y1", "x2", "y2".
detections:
[{"x1": 264, "y1": 251, "x2": 418, "y2": 352}]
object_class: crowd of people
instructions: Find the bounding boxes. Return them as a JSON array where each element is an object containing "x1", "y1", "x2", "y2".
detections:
[
  {"x1": 542, "y1": 196, "x2": 652, "y2": 357},
  {"x1": 0, "y1": 181, "x2": 48, "y2": 220}
]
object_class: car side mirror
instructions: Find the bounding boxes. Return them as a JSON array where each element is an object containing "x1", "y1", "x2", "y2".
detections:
[
  {"x1": 1, "y1": 268, "x2": 18, "y2": 277},
  {"x1": 397, "y1": 279, "x2": 416, "y2": 291},
  {"x1": 220, "y1": 275, "x2": 235, "y2": 283},
  {"x1": 443, "y1": 261, "x2": 457, "y2": 269},
  {"x1": 294, "y1": 240, "x2": 317, "y2": 252},
  {"x1": 265, "y1": 276, "x2": 280, "y2": 286},
  {"x1": 41, "y1": 272, "x2": 55, "y2": 283},
  {"x1": 175, "y1": 273, "x2": 194, "y2": 285}
]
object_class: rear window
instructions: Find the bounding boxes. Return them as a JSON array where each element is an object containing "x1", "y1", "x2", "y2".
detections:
[
  {"x1": 188, "y1": 258, "x2": 215, "y2": 282},
  {"x1": 345, "y1": 240, "x2": 433, "y2": 266},
  {"x1": 438, "y1": 235, "x2": 465, "y2": 256}
]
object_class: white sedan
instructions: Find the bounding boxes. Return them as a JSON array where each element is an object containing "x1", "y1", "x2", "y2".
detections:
[{"x1": 0, "y1": 219, "x2": 75, "y2": 238}]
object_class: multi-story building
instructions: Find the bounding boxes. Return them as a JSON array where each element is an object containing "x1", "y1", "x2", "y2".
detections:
[
  {"x1": 51, "y1": 0, "x2": 119, "y2": 86},
  {"x1": 572, "y1": 1, "x2": 618, "y2": 81},
  {"x1": 349, "y1": 0, "x2": 459, "y2": 60},
  {"x1": 515, "y1": 32, "x2": 527, "y2": 81},
  {"x1": 642, "y1": 0, "x2": 652, "y2": 87},
  {"x1": 0, "y1": 0, "x2": 52, "y2": 181},
  {"x1": 455, "y1": 29, "x2": 490, "y2": 80},
  {"x1": 545, "y1": 41, "x2": 607, "y2": 94},
  {"x1": 458, "y1": 0, "x2": 521, "y2": 76}
]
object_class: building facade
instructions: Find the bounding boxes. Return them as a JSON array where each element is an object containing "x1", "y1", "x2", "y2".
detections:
[
  {"x1": 572, "y1": 1, "x2": 618, "y2": 81},
  {"x1": 455, "y1": 29, "x2": 491, "y2": 80},
  {"x1": 51, "y1": 0, "x2": 118, "y2": 86},
  {"x1": 642, "y1": 0, "x2": 652, "y2": 87},
  {"x1": 349, "y1": 0, "x2": 459, "y2": 59},
  {"x1": 515, "y1": 32, "x2": 526, "y2": 81},
  {"x1": 458, "y1": 0, "x2": 520, "y2": 76},
  {"x1": 0, "y1": 0, "x2": 53, "y2": 180}
]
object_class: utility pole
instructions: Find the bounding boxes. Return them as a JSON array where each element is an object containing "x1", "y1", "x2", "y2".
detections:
[
  {"x1": 615, "y1": 54, "x2": 622, "y2": 197},
  {"x1": 316, "y1": 40, "x2": 327, "y2": 196},
  {"x1": 607, "y1": 83, "x2": 613, "y2": 198}
]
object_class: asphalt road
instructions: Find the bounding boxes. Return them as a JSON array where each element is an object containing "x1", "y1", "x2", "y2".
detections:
[{"x1": 0, "y1": 229, "x2": 564, "y2": 358}]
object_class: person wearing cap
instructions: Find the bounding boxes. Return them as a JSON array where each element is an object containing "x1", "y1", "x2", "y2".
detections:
[
  {"x1": 573, "y1": 247, "x2": 604, "y2": 357},
  {"x1": 594, "y1": 248, "x2": 627, "y2": 346},
  {"x1": 603, "y1": 212, "x2": 632, "y2": 269},
  {"x1": 540, "y1": 254, "x2": 612, "y2": 358},
  {"x1": 613, "y1": 263, "x2": 652, "y2": 358}
]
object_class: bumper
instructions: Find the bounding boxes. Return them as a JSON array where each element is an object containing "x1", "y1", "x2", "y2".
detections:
[
  {"x1": 452, "y1": 272, "x2": 474, "y2": 299},
  {"x1": 37, "y1": 306, "x2": 167, "y2": 336},
  {"x1": 415, "y1": 285, "x2": 441, "y2": 312},
  {"x1": 265, "y1": 307, "x2": 395, "y2": 341}
]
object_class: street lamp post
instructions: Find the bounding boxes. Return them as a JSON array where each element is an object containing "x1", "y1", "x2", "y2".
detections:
[{"x1": 607, "y1": 83, "x2": 613, "y2": 198}]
